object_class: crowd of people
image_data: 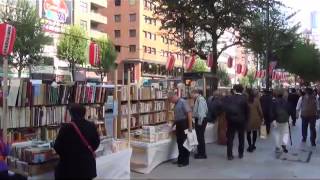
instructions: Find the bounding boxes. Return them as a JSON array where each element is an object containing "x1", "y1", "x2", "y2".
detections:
[{"x1": 169, "y1": 84, "x2": 320, "y2": 167}]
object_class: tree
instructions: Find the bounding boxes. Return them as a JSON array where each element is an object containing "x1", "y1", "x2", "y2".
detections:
[
  {"x1": 217, "y1": 67, "x2": 231, "y2": 87},
  {"x1": 154, "y1": 0, "x2": 264, "y2": 74},
  {"x1": 276, "y1": 40, "x2": 320, "y2": 82},
  {"x1": 239, "y1": 70, "x2": 257, "y2": 87},
  {"x1": 57, "y1": 26, "x2": 88, "y2": 80},
  {"x1": 191, "y1": 58, "x2": 209, "y2": 72},
  {"x1": 97, "y1": 37, "x2": 117, "y2": 82},
  {"x1": 1, "y1": 0, "x2": 52, "y2": 77}
]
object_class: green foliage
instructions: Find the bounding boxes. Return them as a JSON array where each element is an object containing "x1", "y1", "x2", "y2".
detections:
[
  {"x1": 1, "y1": 0, "x2": 52, "y2": 77},
  {"x1": 191, "y1": 59, "x2": 209, "y2": 72},
  {"x1": 239, "y1": 70, "x2": 257, "y2": 87},
  {"x1": 57, "y1": 25, "x2": 87, "y2": 80},
  {"x1": 276, "y1": 40, "x2": 320, "y2": 81},
  {"x1": 97, "y1": 37, "x2": 117, "y2": 74},
  {"x1": 57, "y1": 25, "x2": 88, "y2": 64},
  {"x1": 241, "y1": 1, "x2": 300, "y2": 68},
  {"x1": 217, "y1": 67, "x2": 231, "y2": 87},
  {"x1": 154, "y1": 0, "x2": 267, "y2": 73}
]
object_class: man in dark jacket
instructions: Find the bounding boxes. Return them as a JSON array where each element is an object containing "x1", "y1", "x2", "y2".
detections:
[
  {"x1": 260, "y1": 89, "x2": 273, "y2": 134},
  {"x1": 287, "y1": 88, "x2": 300, "y2": 126},
  {"x1": 54, "y1": 104, "x2": 100, "y2": 180},
  {"x1": 224, "y1": 84, "x2": 249, "y2": 160}
]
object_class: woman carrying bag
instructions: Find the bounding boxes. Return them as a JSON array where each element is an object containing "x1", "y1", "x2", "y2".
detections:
[{"x1": 54, "y1": 104, "x2": 100, "y2": 180}]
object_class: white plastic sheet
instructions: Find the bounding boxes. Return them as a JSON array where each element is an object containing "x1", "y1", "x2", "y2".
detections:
[
  {"x1": 130, "y1": 138, "x2": 178, "y2": 174},
  {"x1": 183, "y1": 129, "x2": 198, "y2": 152},
  {"x1": 95, "y1": 148, "x2": 132, "y2": 179},
  {"x1": 205, "y1": 123, "x2": 216, "y2": 144}
]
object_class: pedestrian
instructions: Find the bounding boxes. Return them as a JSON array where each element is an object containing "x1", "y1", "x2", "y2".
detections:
[
  {"x1": 0, "y1": 132, "x2": 10, "y2": 180},
  {"x1": 191, "y1": 89, "x2": 208, "y2": 159},
  {"x1": 260, "y1": 89, "x2": 273, "y2": 135},
  {"x1": 168, "y1": 91, "x2": 193, "y2": 167},
  {"x1": 272, "y1": 88, "x2": 291, "y2": 153},
  {"x1": 297, "y1": 87, "x2": 318, "y2": 146},
  {"x1": 287, "y1": 88, "x2": 300, "y2": 126},
  {"x1": 224, "y1": 84, "x2": 249, "y2": 160},
  {"x1": 246, "y1": 88, "x2": 264, "y2": 153},
  {"x1": 54, "y1": 104, "x2": 100, "y2": 180}
]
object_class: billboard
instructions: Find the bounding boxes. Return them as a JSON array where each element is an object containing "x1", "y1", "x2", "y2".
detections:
[{"x1": 38, "y1": 0, "x2": 73, "y2": 33}]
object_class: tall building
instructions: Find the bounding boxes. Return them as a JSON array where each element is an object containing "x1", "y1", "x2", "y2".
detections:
[{"x1": 105, "y1": 0, "x2": 183, "y2": 84}]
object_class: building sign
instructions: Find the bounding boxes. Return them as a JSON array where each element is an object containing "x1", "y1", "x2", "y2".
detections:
[{"x1": 39, "y1": 0, "x2": 73, "y2": 33}]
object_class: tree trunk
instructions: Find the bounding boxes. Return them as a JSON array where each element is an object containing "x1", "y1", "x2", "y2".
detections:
[
  {"x1": 28, "y1": 65, "x2": 32, "y2": 78},
  {"x1": 18, "y1": 69, "x2": 22, "y2": 78},
  {"x1": 211, "y1": 40, "x2": 218, "y2": 75},
  {"x1": 70, "y1": 63, "x2": 75, "y2": 82}
]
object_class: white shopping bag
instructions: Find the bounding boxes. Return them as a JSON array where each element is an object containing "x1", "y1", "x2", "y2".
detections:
[{"x1": 183, "y1": 129, "x2": 198, "y2": 152}]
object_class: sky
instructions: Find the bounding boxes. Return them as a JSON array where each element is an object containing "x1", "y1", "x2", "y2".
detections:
[{"x1": 281, "y1": 0, "x2": 320, "y2": 31}]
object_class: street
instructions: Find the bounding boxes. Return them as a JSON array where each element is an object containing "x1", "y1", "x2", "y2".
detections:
[{"x1": 133, "y1": 119, "x2": 320, "y2": 179}]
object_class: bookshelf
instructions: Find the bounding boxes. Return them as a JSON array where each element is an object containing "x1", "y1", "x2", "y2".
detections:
[
  {"x1": 0, "y1": 79, "x2": 115, "y2": 142},
  {"x1": 117, "y1": 85, "x2": 173, "y2": 137}
]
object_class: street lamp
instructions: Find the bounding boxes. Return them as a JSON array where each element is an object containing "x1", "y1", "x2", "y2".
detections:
[{"x1": 265, "y1": 0, "x2": 271, "y2": 90}]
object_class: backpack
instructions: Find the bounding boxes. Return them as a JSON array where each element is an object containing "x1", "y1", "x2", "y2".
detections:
[
  {"x1": 274, "y1": 99, "x2": 290, "y2": 123},
  {"x1": 301, "y1": 95, "x2": 317, "y2": 118},
  {"x1": 206, "y1": 96, "x2": 223, "y2": 123}
]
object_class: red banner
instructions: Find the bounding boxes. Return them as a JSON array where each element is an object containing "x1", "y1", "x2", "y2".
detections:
[
  {"x1": 242, "y1": 66, "x2": 248, "y2": 76},
  {"x1": 89, "y1": 42, "x2": 100, "y2": 66},
  {"x1": 227, "y1": 56, "x2": 233, "y2": 68},
  {"x1": 0, "y1": 23, "x2": 16, "y2": 56},
  {"x1": 186, "y1": 55, "x2": 196, "y2": 71},
  {"x1": 236, "y1": 64, "x2": 242, "y2": 74},
  {"x1": 166, "y1": 54, "x2": 175, "y2": 71},
  {"x1": 207, "y1": 53, "x2": 213, "y2": 68}
]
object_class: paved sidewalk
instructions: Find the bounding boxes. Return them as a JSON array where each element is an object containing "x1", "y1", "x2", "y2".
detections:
[{"x1": 133, "y1": 120, "x2": 320, "y2": 179}]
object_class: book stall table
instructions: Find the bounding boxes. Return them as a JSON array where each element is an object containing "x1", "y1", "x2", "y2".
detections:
[{"x1": 130, "y1": 137, "x2": 178, "y2": 174}]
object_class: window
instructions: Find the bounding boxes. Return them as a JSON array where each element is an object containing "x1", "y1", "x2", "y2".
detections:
[
  {"x1": 153, "y1": 34, "x2": 156, "y2": 40},
  {"x1": 129, "y1": 0, "x2": 136, "y2": 5},
  {"x1": 114, "y1": 30, "x2": 121, "y2": 38},
  {"x1": 115, "y1": 45, "x2": 121, "y2": 52},
  {"x1": 153, "y1": 19, "x2": 156, "y2": 26},
  {"x1": 144, "y1": 0, "x2": 148, "y2": 9},
  {"x1": 114, "y1": 14, "x2": 121, "y2": 22},
  {"x1": 143, "y1": 46, "x2": 147, "y2": 53},
  {"x1": 80, "y1": 1, "x2": 88, "y2": 12},
  {"x1": 129, "y1": 45, "x2": 136, "y2": 52},
  {"x1": 144, "y1": 16, "x2": 148, "y2": 23},
  {"x1": 115, "y1": 0, "x2": 121, "y2": 6},
  {"x1": 129, "y1": 29, "x2": 136, "y2": 37},
  {"x1": 129, "y1": 13, "x2": 136, "y2": 22},
  {"x1": 147, "y1": 32, "x2": 151, "y2": 39},
  {"x1": 147, "y1": 47, "x2": 151, "y2": 54},
  {"x1": 152, "y1": 48, "x2": 156, "y2": 55},
  {"x1": 80, "y1": 20, "x2": 87, "y2": 30}
]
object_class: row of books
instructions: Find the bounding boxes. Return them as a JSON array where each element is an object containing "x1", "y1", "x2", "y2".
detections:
[
  {"x1": 120, "y1": 102, "x2": 166, "y2": 115},
  {"x1": 2, "y1": 105, "x2": 106, "y2": 129},
  {"x1": 127, "y1": 124, "x2": 172, "y2": 143},
  {"x1": 120, "y1": 112, "x2": 167, "y2": 130},
  {"x1": 120, "y1": 104, "x2": 138, "y2": 115},
  {"x1": 154, "y1": 101, "x2": 166, "y2": 111},
  {"x1": 5, "y1": 79, "x2": 112, "y2": 107},
  {"x1": 120, "y1": 86, "x2": 167, "y2": 101}
]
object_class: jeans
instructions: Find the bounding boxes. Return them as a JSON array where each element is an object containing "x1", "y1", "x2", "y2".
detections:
[
  {"x1": 247, "y1": 130, "x2": 258, "y2": 147},
  {"x1": 195, "y1": 118, "x2": 207, "y2": 156},
  {"x1": 175, "y1": 120, "x2": 190, "y2": 165},
  {"x1": 227, "y1": 122, "x2": 245, "y2": 157},
  {"x1": 301, "y1": 116, "x2": 317, "y2": 145},
  {"x1": 274, "y1": 122, "x2": 289, "y2": 148}
]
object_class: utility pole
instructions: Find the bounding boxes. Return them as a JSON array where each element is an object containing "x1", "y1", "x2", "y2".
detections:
[{"x1": 265, "y1": 0, "x2": 271, "y2": 91}]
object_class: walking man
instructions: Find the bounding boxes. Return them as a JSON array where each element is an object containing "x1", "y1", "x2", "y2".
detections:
[
  {"x1": 287, "y1": 88, "x2": 300, "y2": 126},
  {"x1": 191, "y1": 89, "x2": 208, "y2": 159},
  {"x1": 260, "y1": 90, "x2": 273, "y2": 135},
  {"x1": 168, "y1": 91, "x2": 193, "y2": 167},
  {"x1": 298, "y1": 87, "x2": 318, "y2": 146},
  {"x1": 224, "y1": 84, "x2": 249, "y2": 160}
]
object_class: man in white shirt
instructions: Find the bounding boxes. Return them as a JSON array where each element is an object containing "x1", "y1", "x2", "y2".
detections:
[{"x1": 191, "y1": 89, "x2": 208, "y2": 159}]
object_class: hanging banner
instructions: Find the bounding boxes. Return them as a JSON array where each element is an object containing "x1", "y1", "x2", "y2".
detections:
[
  {"x1": 255, "y1": 70, "x2": 260, "y2": 79},
  {"x1": 0, "y1": 23, "x2": 16, "y2": 56},
  {"x1": 89, "y1": 42, "x2": 101, "y2": 66},
  {"x1": 242, "y1": 66, "x2": 248, "y2": 76},
  {"x1": 207, "y1": 53, "x2": 213, "y2": 68},
  {"x1": 236, "y1": 64, "x2": 242, "y2": 74},
  {"x1": 186, "y1": 54, "x2": 196, "y2": 71},
  {"x1": 166, "y1": 54, "x2": 175, "y2": 71},
  {"x1": 269, "y1": 61, "x2": 277, "y2": 75},
  {"x1": 261, "y1": 70, "x2": 266, "y2": 78},
  {"x1": 227, "y1": 56, "x2": 233, "y2": 68}
]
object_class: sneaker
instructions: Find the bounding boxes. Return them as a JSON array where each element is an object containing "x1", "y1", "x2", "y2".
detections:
[
  {"x1": 282, "y1": 145, "x2": 288, "y2": 153},
  {"x1": 247, "y1": 146, "x2": 253, "y2": 153},
  {"x1": 194, "y1": 154, "x2": 207, "y2": 159},
  {"x1": 239, "y1": 154, "x2": 244, "y2": 159},
  {"x1": 252, "y1": 146, "x2": 257, "y2": 151},
  {"x1": 275, "y1": 147, "x2": 282, "y2": 153},
  {"x1": 227, "y1": 156, "x2": 234, "y2": 160}
]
